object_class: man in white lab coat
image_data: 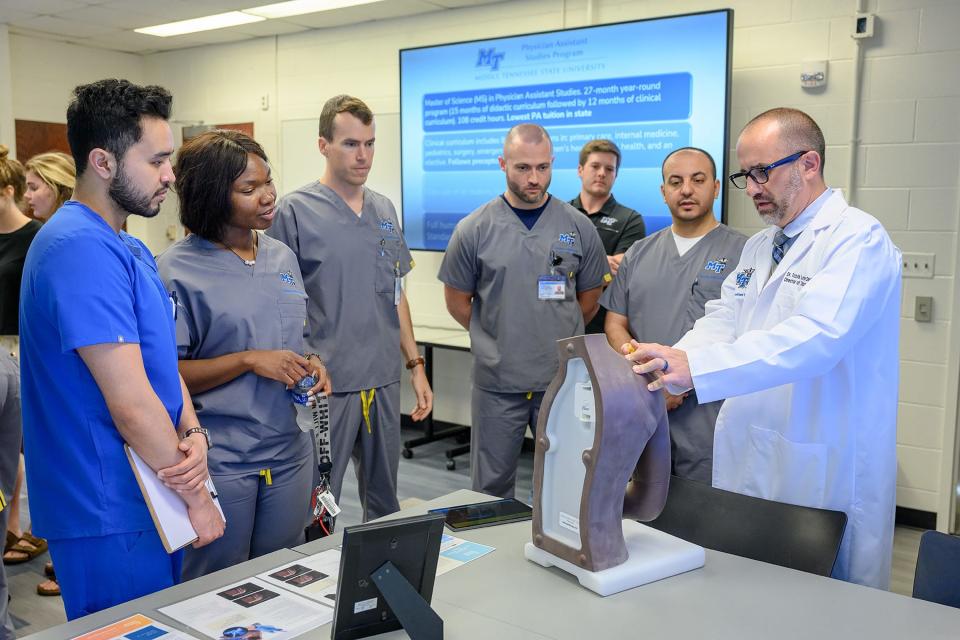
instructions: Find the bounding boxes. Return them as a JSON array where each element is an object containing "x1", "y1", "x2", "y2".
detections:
[{"x1": 629, "y1": 107, "x2": 901, "y2": 589}]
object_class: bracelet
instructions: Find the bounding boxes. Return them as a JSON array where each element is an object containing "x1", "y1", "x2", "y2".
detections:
[
  {"x1": 182, "y1": 427, "x2": 212, "y2": 449},
  {"x1": 305, "y1": 352, "x2": 324, "y2": 366},
  {"x1": 405, "y1": 356, "x2": 425, "y2": 370}
]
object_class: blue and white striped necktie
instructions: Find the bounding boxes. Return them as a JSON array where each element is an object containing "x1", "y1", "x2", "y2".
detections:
[{"x1": 772, "y1": 230, "x2": 790, "y2": 264}]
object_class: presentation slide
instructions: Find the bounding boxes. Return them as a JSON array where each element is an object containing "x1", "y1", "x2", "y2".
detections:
[{"x1": 400, "y1": 10, "x2": 731, "y2": 251}]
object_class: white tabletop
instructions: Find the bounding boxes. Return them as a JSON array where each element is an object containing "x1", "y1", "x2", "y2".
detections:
[{"x1": 24, "y1": 490, "x2": 960, "y2": 640}]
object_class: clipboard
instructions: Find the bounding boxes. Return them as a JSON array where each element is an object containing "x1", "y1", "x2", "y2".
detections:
[{"x1": 125, "y1": 444, "x2": 226, "y2": 553}]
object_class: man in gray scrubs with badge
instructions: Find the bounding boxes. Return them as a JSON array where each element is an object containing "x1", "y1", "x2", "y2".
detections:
[
  {"x1": 601, "y1": 147, "x2": 746, "y2": 483},
  {"x1": 268, "y1": 95, "x2": 433, "y2": 521},
  {"x1": 439, "y1": 123, "x2": 610, "y2": 499}
]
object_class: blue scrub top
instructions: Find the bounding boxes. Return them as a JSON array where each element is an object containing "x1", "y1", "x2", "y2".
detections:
[{"x1": 19, "y1": 202, "x2": 183, "y2": 540}]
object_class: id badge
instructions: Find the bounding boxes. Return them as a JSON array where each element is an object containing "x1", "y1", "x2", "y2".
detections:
[
  {"x1": 538, "y1": 274, "x2": 566, "y2": 300},
  {"x1": 393, "y1": 263, "x2": 402, "y2": 306}
]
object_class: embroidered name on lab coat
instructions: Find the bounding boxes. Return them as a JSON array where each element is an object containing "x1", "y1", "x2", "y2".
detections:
[{"x1": 782, "y1": 271, "x2": 812, "y2": 287}]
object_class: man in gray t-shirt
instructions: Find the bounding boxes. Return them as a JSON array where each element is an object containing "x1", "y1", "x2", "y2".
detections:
[
  {"x1": 601, "y1": 148, "x2": 746, "y2": 483},
  {"x1": 439, "y1": 124, "x2": 610, "y2": 499},
  {"x1": 268, "y1": 95, "x2": 433, "y2": 521}
]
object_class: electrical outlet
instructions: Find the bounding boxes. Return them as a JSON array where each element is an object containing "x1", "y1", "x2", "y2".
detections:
[{"x1": 902, "y1": 252, "x2": 935, "y2": 278}]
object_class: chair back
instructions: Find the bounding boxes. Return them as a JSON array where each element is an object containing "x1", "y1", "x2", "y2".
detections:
[
  {"x1": 913, "y1": 530, "x2": 960, "y2": 608},
  {"x1": 646, "y1": 475, "x2": 847, "y2": 577}
]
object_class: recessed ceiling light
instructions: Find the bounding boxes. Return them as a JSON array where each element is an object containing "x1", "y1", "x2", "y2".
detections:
[
  {"x1": 243, "y1": 0, "x2": 384, "y2": 20},
  {"x1": 135, "y1": 12, "x2": 266, "y2": 37}
]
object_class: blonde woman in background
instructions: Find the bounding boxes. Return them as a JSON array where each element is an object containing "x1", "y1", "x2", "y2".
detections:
[
  {"x1": 25, "y1": 152, "x2": 76, "y2": 221},
  {"x1": 0, "y1": 143, "x2": 40, "y2": 633},
  {"x1": 3, "y1": 149, "x2": 75, "y2": 598}
]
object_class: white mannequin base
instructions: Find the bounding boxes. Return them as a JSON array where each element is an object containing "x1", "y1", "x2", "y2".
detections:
[{"x1": 524, "y1": 520, "x2": 705, "y2": 597}]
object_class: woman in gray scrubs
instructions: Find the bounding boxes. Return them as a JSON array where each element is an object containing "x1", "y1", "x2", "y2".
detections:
[{"x1": 157, "y1": 130, "x2": 331, "y2": 579}]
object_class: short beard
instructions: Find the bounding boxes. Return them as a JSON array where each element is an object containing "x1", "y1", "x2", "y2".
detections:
[
  {"x1": 109, "y1": 162, "x2": 161, "y2": 218},
  {"x1": 758, "y1": 165, "x2": 802, "y2": 226},
  {"x1": 507, "y1": 176, "x2": 549, "y2": 206}
]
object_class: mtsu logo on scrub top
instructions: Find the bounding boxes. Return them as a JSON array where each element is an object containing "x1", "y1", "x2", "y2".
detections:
[
  {"x1": 378, "y1": 219, "x2": 395, "y2": 233},
  {"x1": 279, "y1": 271, "x2": 296, "y2": 286},
  {"x1": 735, "y1": 267, "x2": 755, "y2": 288},
  {"x1": 704, "y1": 257, "x2": 728, "y2": 274},
  {"x1": 558, "y1": 233, "x2": 576, "y2": 245}
]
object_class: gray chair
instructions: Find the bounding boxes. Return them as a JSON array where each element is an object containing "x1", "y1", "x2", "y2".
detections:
[
  {"x1": 912, "y1": 530, "x2": 960, "y2": 608},
  {"x1": 646, "y1": 475, "x2": 847, "y2": 577}
]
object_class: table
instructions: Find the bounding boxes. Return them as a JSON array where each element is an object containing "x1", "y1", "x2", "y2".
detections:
[
  {"x1": 402, "y1": 327, "x2": 472, "y2": 469},
  {"x1": 24, "y1": 490, "x2": 960, "y2": 640}
]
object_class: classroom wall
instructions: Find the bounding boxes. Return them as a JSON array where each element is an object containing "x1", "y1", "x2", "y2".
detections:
[{"x1": 5, "y1": 0, "x2": 960, "y2": 528}]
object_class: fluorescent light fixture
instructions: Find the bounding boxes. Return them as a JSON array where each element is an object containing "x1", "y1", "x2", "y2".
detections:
[
  {"x1": 135, "y1": 12, "x2": 265, "y2": 37},
  {"x1": 243, "y1": 0, "x2": 384, "y2": 20}
]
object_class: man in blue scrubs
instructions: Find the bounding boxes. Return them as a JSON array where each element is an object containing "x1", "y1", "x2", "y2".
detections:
[{"x1": 19, "y1": 79, "x2": 224, "y2": 619}]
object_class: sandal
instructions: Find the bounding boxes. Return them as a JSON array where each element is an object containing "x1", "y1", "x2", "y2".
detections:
[
  {"x1": 4, "y1": 531, "x2": 16, "y2": 554},
  {"x1": 37, "y1": 578, "x2": 60, "y2": 597},
  {"x1": 44, "y1": 561, "x2": 55, "y2": 578},
  {"x1": 2, "y1": 532, "x2": 48, "y2": 565}
]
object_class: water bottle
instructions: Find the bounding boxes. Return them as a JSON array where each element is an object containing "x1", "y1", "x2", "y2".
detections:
[{"x1": 292, "y1": 375, "x2": 316, "y2": 432}]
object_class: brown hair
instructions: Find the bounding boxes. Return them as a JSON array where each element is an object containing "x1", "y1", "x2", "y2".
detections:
[
  {"x1": 25, "y1": 152, "x2": 76, "y2": 211},
  {"x1": 578, "y1": 139, "x2": 621, "y2": 170},
  {"x1": 0, "y1": 145, "x2": 26, "y2": 202},
  {"x1": 318, "y1": 95, "x2": 373, "y2": 141}
]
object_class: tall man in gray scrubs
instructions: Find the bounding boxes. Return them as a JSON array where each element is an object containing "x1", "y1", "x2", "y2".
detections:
[
  {"x1": 268, "y1": 95, "x2": 433, "y2": 521},
  {"x1": 602, "y1": 147, "x2": 746, "y2": 483},
  {"x1": 439, "y1": 124, "x2": 610, "y2": 499},
  {"x1": 570, "y1": 139, "x2": 646, "y2": 334}
]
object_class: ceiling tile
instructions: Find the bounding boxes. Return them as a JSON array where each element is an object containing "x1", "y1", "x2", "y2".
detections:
[
  {"x1": 0, "y1": 8, "x2": 36, "y2": 22},
  {"x1": 1, "y1": 0, "x2": 87, "y2": 13},
  {"x1": 10, "y1": 15, "x2": 119, "y2": 38},
  {"x1": 55, "y1": 5, "x2": 185, "y2": 30},
  {"x1": 226, "y1": 19, "x2": 309, "y2": 37}
]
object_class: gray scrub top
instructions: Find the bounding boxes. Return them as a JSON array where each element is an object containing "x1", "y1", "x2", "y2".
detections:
[
  {"x1": 267, "y1": 183, "x2": 413, "y2": 394},
  {"x1": 600, "y1": 224, "x2": 747, "y2": 346},
  {"x1": 157, "y1": 233, "x2": 311, "y2": 474},
  {"x1": 438, "y1": 195, "x2": 609, "y2": 393}
]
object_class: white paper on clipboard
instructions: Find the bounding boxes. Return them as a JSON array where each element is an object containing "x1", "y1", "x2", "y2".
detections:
[{"x1": 125, "y1": 444, "x2": 225, "y2": 553}]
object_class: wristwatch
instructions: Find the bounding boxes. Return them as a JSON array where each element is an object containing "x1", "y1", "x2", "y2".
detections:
[{"x1": 182, "y1": 426, "x2": 212, "y2": 449}]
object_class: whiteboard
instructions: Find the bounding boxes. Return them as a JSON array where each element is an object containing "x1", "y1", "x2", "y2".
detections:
[{"x1": 278, "y1": 112, "x2": 401, "y2": 211}]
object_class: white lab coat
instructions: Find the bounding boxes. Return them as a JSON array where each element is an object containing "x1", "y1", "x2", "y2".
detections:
[{"x1": 674, "y1": 190, "x2": 901, "y2": 589}]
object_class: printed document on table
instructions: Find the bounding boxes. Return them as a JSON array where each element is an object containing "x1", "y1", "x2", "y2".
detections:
[
  {"x1": 256, "y1": 549, "x2": 341, "y2": 606},
  {"x1": 158, "y1": 578, "x2": 332, "y2": 640},
  {"x1": 436, "y1": 534, "x2": 495, "y2": 575},
  {"x1": 70, "y1": 614, "x2": 196, "y2": 640},
  {"x1": 257, "y1": 535, "x2": 494, "y2": 607}
]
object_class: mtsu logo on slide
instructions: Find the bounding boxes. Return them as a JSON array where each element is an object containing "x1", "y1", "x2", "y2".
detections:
[{"x1": 476, "y1": 48, "x2": 505, "y2": 71}]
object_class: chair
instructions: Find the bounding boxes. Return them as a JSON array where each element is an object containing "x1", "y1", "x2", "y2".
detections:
[
  {"x1": 912, "y1": 530, "x2": 960, "y2": 608},
  {"x1": 645, "y1": 475, "x2": 847, "y2": 577}
]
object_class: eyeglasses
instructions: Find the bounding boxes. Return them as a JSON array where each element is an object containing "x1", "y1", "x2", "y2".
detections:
[{"x1": 729, "y1": 150, "x2": 810, "y2": 189}]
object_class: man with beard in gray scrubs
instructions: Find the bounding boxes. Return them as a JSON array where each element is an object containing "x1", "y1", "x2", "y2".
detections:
[
  {"x1": 439, "y1": 123, "x2": 609, "y2": 499},
  {"x1": 601, "y1": 147, "x2": 746, "y2": 483},
  {"x1": 268, "y1": 95, "x2": 432, "y2": 521}
]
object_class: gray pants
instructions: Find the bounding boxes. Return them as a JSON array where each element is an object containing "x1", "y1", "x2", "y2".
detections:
[
  {"x1": 329, "y1": 382, "x2": 401, "y2": 522},
  {"x1": 668, "y1": 393, "x2": 721, "y2": 485},
  {"x1": 0, "y1": 354, "x2": 22, "y2": 640},
  {"x1": 182, "y1": 454, "x2": 313, "y2": 580},
  {"x1": 471, "y1": 388, "x2": 544, "y2": 499}
]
